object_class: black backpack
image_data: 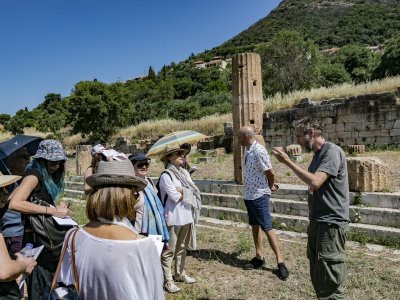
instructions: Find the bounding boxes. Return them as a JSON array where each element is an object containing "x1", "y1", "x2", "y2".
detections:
[{"x1": 155, "y1": 171, "x2": 172, "y2": 207}]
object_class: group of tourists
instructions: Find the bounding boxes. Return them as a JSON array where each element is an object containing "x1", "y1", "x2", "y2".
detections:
[{"x1": 0, "y1": 116, "x2": 349, "y2": 300}]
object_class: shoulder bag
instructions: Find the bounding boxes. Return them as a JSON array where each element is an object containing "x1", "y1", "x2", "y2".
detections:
[{"x1": 49, "y1": 228, "x2": 80, "y2": 300}]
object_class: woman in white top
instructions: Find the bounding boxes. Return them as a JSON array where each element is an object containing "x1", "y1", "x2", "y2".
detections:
[
  {"x1": 158, "y1": 144, "x2": 201, "y2": 293},
  {"x1": 57, "y1": 160, "x2": 164, "y2": 300}
]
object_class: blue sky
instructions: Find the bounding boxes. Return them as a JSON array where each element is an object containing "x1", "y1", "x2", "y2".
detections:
[{"x1": 0, "y1": 0, "x2": 281, "y2": 116}]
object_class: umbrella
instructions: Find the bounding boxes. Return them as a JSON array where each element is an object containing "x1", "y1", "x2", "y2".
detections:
[
  {"x1": 146, "y1": 130, "x2": 208, "y2": 157},
  {"x1": 0, "y1": 135, "x2": 43, "y2": 174}
]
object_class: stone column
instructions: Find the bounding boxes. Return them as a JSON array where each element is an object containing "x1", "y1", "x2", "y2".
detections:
[
  {"x1": 76, "y1": 145, "x2": 92, "y2": 176},
  {"x1": 232, "y1": 53, "x2": 264, "y2": 184}
]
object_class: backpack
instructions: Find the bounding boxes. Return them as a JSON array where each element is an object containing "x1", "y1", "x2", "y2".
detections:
[{"x1": 155, "y1": 171, "x2": 173, "y2": 207}]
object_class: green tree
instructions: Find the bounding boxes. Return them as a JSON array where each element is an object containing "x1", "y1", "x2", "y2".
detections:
[
  {"x1": 373, "y1": 34, "x2": 400, "y2": 78},
  {"x1": 318, "y1": 63, "x2": 351, "y2": 87},
  {"x1": 256, "y1": 30, "x2": 320, "y2": 96},
  {"x1": 147, "y1": 66, "x2": 156, "y2": 81},
  {"x1": 334, "y1": 44, "x2": 379, "y2": 83},
  {"x1": 67, "y1": 81, "x2": 130, "y2": 142},
  {"x1": 0, "y1": 114, "x2": 11, "y2": 125}
]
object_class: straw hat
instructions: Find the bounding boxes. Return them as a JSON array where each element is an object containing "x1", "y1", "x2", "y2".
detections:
[
  {"x1": 0, "y1": 173, "x2": 21, "y2": 188},
  {"x1": 160, "y1": 144, "x2": 189, "y2": 163},
  {"x1": 86, "y1": 160, "x2": 146, "y2": 190}
]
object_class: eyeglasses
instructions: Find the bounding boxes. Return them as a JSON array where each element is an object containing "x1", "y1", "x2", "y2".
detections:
[
  {"x1": 18, "y1": 154, "x2": 30, "y2": 160},
  {"x1": 136, "y1": 162, "x2": 149, "y2": 169},
  {"x1": 48, "y1": 161, "x2": 63, "y2": 167}
]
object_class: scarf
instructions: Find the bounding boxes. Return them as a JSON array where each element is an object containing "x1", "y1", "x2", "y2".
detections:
[
  {"x1": 166, "y1": 164, "x2": 202, "y2": 249},
  {"x1": 141, "y1": 180, "x2": 170, "y2": 243}
]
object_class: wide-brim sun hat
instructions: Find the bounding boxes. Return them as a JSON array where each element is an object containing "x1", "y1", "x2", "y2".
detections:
[
  {"x1": 91, "y1": 144, "x2": 106, "y2": 156},
  {"x1": 0, "y1": 173, "x2": 21, "y2": 188},
  {"x1": 160, "y1": 144, "x2": 189, "y2": 163},
  {"x1": 32, "y1": 139, "x2": 67, "y2": 162},
  {"x1": 86, "y1": 160, "x2": 147, "y2": 190}
]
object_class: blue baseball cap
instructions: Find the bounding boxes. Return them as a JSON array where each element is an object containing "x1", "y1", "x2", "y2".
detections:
[{"x1": 128, "y1": 152, "x2": 150, "y2": 162}]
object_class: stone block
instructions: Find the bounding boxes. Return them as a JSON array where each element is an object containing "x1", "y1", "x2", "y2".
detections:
[
  {"x1": 199, "y1": 150, "x2": 214, "y2": 156},
  {"x1": 198, "y1": 157, "x2": 216, "y2": 163},
  {"x1": 347, "y1": 145, "x2": 365, "y2": 155},
  {"x1": 290, "y1": 155, "x2": 304, "y2": 163},
  {"x1": 198, "y1": 140, "x2": 215, "y2": 150},
  {"x1": 214, "y1": 147, "x2": 226, "y2": 156},
  {"x1": 346, "y1": 157, "x2": 389, "y2": 192},
  {"x1": 324, "y1": 124, "x2": 336, "y2": 133},
  {"x1": 335, "y1": 123, "x2": 344, "y2": 132},
  {"x1": 390, "y1": 129, "x2": 400, "y2": 136},
  {"x1": 224, "y1": 122, "x2": 233, "y2": 135},
  {"x1": 285, "y1": 144, "x2": 302, "y2": 156}
]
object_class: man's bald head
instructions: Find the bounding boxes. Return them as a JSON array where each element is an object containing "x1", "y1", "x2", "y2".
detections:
[
  {"x1": 239, "y1": 126, "x2": 255, "y2": 136},
  {"x1": 238, "y1": 125, "x2": 255, "y2": 147}
]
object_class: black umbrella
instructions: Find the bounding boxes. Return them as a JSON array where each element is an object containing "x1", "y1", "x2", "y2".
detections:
[{"x1": 0, "y1": 135, "x2": 43, "y2": 174}]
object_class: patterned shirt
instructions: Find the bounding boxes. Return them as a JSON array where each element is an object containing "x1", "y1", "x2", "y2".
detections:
[{"x1": 243, "y1": 141, "x2": 272, "y2": 200}]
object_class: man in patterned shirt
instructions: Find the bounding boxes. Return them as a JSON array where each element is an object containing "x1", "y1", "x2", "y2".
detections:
[{"x1": 238, "y1": 126, "x2": 289, "y2": 280}]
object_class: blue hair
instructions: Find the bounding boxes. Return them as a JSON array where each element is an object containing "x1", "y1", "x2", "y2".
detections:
[{"x1": 26, "y1": 159, "x2": 64, "y2": 201}]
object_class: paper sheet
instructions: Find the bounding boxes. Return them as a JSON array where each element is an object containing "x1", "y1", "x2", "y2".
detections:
[
  {"x1": 18, "y1": 245, "x2": 45, "y2": 289},
  {"x1": 148, "y1": 235, "x2": 164, "y2": 256},
  {"x1": 53, "y1": 216, "x2": 78, "y2": 226}
]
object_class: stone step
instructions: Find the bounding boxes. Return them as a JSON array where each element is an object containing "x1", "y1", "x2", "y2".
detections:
[
  {"x1": 63, "y1": 189, "x2": 85, "y2": 200},
  {"x1": 201, "y1": 192, "x2": 400, "y2": 227},
  {"x1": 61, "y1": 197, "x2": 86, "y2": 205},
  {"x1": 201, "y1": 205, "x2": 400, "y2": 243},
  {"x1": 65, "y1": 178, "x2": 400, "y2": 209}
]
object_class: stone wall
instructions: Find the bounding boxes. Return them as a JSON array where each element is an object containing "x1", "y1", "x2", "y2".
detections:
[{"x1": 263, "y1": 91, "x2": 400, "y2": 148}]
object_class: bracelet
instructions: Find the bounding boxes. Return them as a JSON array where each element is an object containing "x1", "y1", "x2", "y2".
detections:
[{"x1": 45, "y1": 206, "x2": 48, "y2": 215}]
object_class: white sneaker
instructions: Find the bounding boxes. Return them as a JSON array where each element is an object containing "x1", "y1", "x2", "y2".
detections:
[
  {"x1": 164, "y1": 280, "x2": 181, "y2": 293},
  {"x1": 174, "y1": 274, "x2": 196, "y2": 284}
]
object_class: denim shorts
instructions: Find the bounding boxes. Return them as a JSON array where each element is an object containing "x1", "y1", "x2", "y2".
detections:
[{"x1": 244, "y1": 194, "x2": 272, "y2": 231}]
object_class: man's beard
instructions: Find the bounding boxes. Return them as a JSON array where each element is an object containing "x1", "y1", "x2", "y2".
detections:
[{"x1": 302, "y1": 139, "x2": 314, "y2": 153}]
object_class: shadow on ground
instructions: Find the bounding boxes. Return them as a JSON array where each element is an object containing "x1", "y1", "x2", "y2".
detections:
[{"x1": 188, "y1": 248, "x2": 282, "y2": 280}]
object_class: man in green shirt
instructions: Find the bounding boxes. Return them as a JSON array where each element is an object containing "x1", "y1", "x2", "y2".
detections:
[{"x1": 272, "y1": 118, "x2": 349, "y2": 300}]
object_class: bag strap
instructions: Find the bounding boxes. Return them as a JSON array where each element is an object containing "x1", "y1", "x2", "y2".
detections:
[
  {"x1": 50, "y1": 227, "x2": 79, "y2": 291},
  {"x1": 70, "y1": 228, "x2": 79, "y2": 292}
]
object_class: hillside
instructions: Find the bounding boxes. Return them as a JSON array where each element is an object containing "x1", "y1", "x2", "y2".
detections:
[{"x1": 209, "y1": 0, "x2": 400, "y2": 57}]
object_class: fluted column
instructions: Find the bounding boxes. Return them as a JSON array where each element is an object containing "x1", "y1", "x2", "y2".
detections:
[{"x1": 232, "y1": 53, "x2": 264, "y2": 184}]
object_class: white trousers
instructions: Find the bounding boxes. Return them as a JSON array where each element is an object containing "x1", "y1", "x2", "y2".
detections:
[{"x1": 161, "y1": 223, "x2": 191, "y2": 281}]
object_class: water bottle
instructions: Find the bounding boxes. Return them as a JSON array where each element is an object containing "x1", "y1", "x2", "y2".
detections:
[{"x1": 20, "y1": 243, "x2": 34, "y2": 257}]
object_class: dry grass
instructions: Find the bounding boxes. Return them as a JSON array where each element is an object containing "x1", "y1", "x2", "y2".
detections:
[
  {"x1": 165, "y1": 225, "x2": 400, "y2": 300},
  {"x1": 113, "y1": 114, "x2": 232, "y2": 142},
  {"x1": 264, "y1": 75, "x2": 400, "y2": 112}
]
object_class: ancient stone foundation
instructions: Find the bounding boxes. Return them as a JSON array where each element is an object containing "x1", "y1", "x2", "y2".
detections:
[
  {"x1": 264, "y1": 92, "x2": 400, "y2": 148},
  {"x1": 347, "y1": 157, "x2": 389, "y2": 192}
]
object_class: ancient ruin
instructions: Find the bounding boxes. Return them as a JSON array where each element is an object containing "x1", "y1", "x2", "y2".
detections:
[{"x1": 232, "y1": 53, "x2": 264, "y2": 184}]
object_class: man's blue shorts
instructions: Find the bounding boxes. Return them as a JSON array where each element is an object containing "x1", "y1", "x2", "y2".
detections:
[{"x1": 244, "y1": 194, "x2": 273, "y2": 231}]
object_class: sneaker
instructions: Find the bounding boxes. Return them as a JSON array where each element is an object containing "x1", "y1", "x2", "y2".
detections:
[
  {"x1": 174, "y1": 274, "x2": 196, "y2": 284},
  {"x1": 164, "y1": 280, "x2": 181, "y2": 293},
  {"x1": 243, "y1": 257, "x2": 265, "y2": 270},
  {"x1": 277, "y1": 262, "x2": 289, "y2": 280}
]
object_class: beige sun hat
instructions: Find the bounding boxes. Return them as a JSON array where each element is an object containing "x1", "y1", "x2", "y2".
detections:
[
  {"x1": 160, "y1": 144, "x2": 189, "y2": 163},
  {"x1": 0, "y1": 173, "x2": 21, "y2": 188},
  {"x1": 86, "y1": 160, "x2": 147, "y2": 190}
]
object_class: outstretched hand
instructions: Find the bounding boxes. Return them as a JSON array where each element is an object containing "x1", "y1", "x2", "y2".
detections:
[{"x1": 271, "y1": 147, "x2": 291, "y2": 165}]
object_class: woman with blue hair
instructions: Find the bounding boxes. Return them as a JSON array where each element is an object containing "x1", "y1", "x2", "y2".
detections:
[{"x1": 9, "y1": 139, "x2": 70, "y2": 299}]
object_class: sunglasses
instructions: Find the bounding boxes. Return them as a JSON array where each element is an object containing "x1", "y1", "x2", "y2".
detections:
[
  {"x1": 18, "y1": 154, "x2": 30, "y2": 160},
  {"x1": 136, "y1": 162, "x2": 150, "y2": 169},
  {"x1": 48, "y1": 161, "x2": 63, "y2": 167}
]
